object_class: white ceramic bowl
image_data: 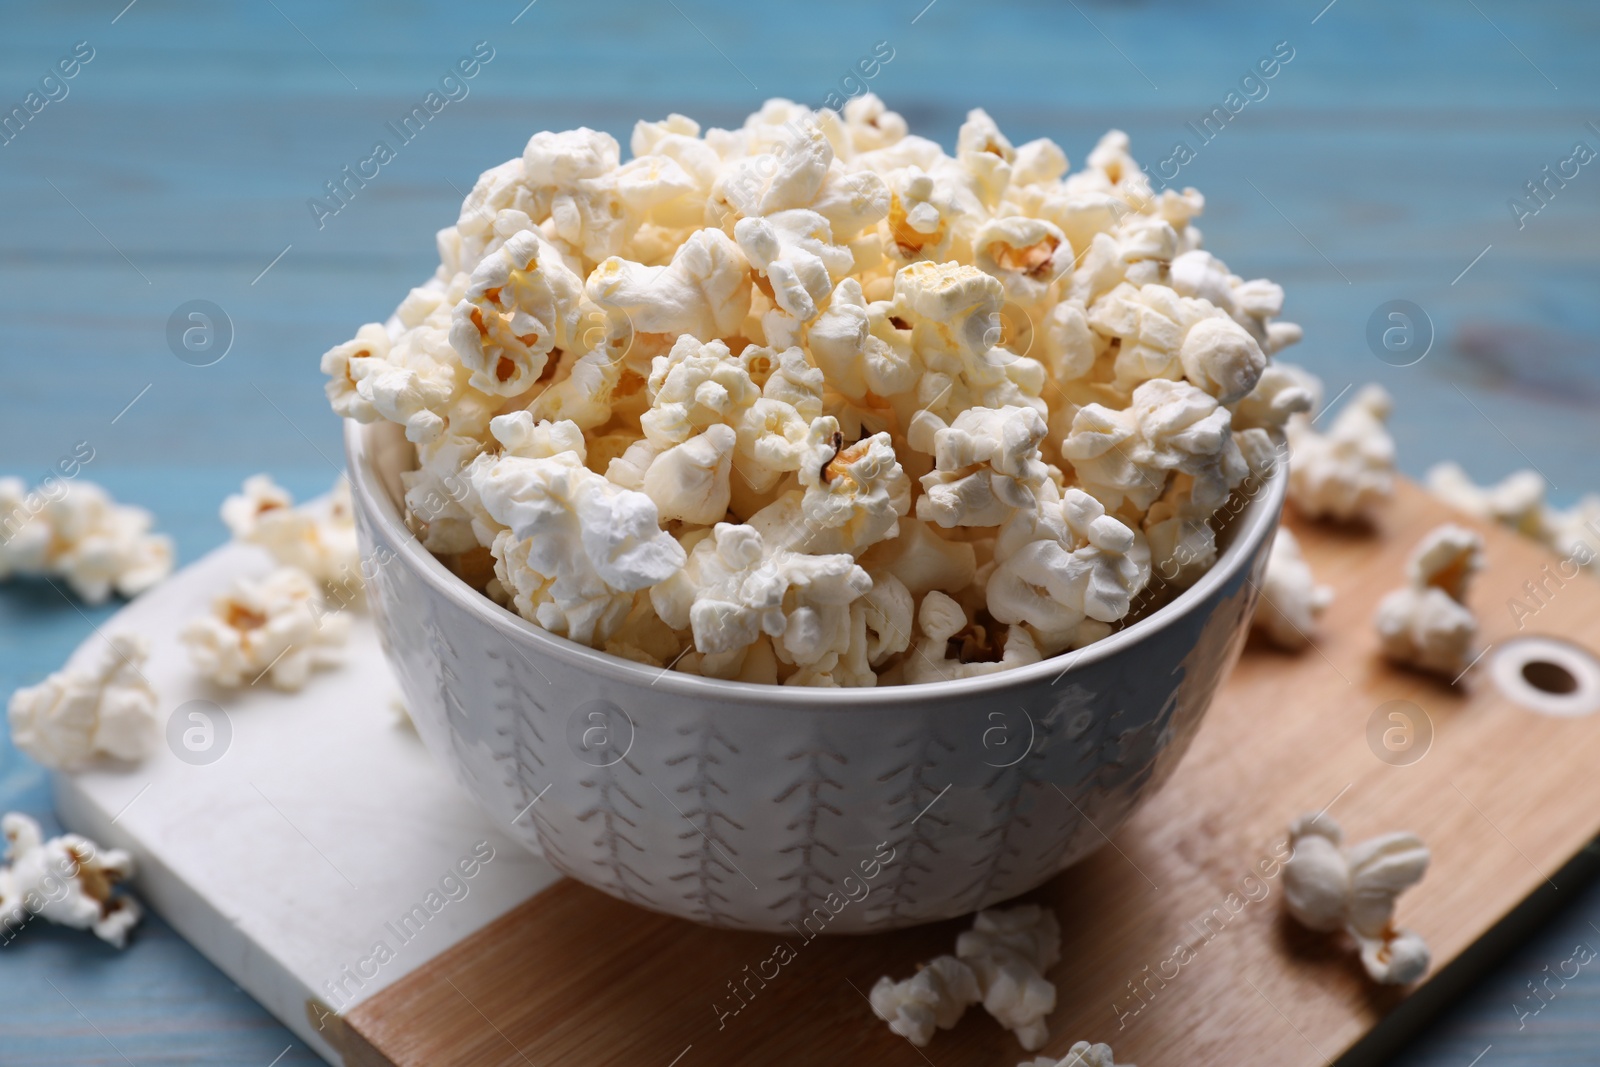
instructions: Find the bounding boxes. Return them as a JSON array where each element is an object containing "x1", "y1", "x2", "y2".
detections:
[{"x1": 346, "y1": 419, "x2": 1285, "y2": 933}]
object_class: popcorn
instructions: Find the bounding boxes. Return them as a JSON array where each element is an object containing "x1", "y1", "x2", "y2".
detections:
[
  {"x1": 973, "y1": 216, "x2": 1072, "y2": 308},
  {"x1": 0, "y1": 480, "x2": 173, "y2": 604},
  {"x1": 180, "y1": 566, "x2": 350, "y2": 691},
  {"x1": 1064, "y1": 379, "x2": 1246, "y2": 514},
  {"x1": 1426, "y1": 462, "x2": 1546, "y2": 539},
  {"x1": 1085, "y1": 282, "x2": 1266, "y2": 403},
  {"x1": 790, "y1": 417, "x2": 910, "y2": 555},
  {"x1": 1, "y1": 814, "x2": 141, "y2": 948},
  {"x1": 957, "y1": 904, "x2": 1062, "y2": 1051},
  {"x1": 222, "y1": 474, "x2": 363, "y2": 599},
  {"x1": 906, "y1": 590, "x2": 1043, "y2": 683},
  {"x1": 650, "y1": 521, "x2": 869, "y2": 674},
  {"x1": 476, "y1": 451, "x2": 687, "y2": 646},
  {"x1": 1286, "y1": 384, "x2": 1396, "y2": 523},
  {"x1": 911, "y1": 405, "x2": 1051, "y2": 529},
  {"x1": 988, "y1": 489, "x2": 1150, "y2": 636},
  {"x1": 587, "y1": 227, "x2": 752, "y2": 342},
  {"x1": 871, "y1": 904, "x2": 1061, "y2": 1052},
  {"x1": 734, "y1": 210, "x2": 853, "y2": 322},
  {"x1": 449, "y1": 229, "x2": 584, "y2": 396},
  {"x1": 321, "y1": 98, "x2": 1311, "y2": 686},
  {"x1": 7, "y1": 633, "x2": 158, "y2": 769},
  {"x1": 1426, "y1": 463, "x2": 1600, "y2": 578},
  {"x1": 1283, "y1": 813, "x2": 1431, "y2": 985},
  {"x1": 1020, "y1": 1043, "x2": 1134, "y2": 1067},
  {"x1": 1251, "y1": 527, "x2": 1333, "y2": 650},
  {"x1": 1373, "y1": 524, "x2": 1484, "y2": 677},
  {"x1": 870, "y1": 955, "x2": 981, "y2": 1046}
]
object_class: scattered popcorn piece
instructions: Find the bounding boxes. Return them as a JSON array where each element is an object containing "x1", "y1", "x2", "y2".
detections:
[
  {"x1": 7, "y1": 633, "x2": 158, "y2": 769},
  {"x1": 957, "y1": 904, "x2": 1063, "y2": 1051},
  {"x1": 871, "y1": 905, "x2": 1062, "y2": 1052},
  {"x1": 1543, "y1": 494, "x2": 1600, "y2": 568},
  {"x1": 222, "y1": 474, "x2": 364, "y2": 600},
  {"x1": 1373, "y1": 524, "x2": 1484, "y2": 677},
  {"x1": 1251, "y1": 527, "x2": 1334, "y2": 650},
  {"x1": 180, "y1": 566, "x2": 350, "y2": 691},
  {"x1": 1283, "y1": 813, "x2": 1431, "y2": 985},
  {"x1": 0, "y1": 480, "x2": 172, "y2": 604},
  {"x1": 320, "y1": 98, "x2": 1313, "y2": 685},
  {"x1": 1018, "y1": 1042, "x2": 1134, "y2": 1067},
  {"x1": 1286, "y1": 384, "x2": 1396, "y2": 523},
  {"x1": 1425, "y1": 463, "x2": 1546, "y2": 539},
  {"x1": 0, "y1": 813, "x2": 141, "y2": 948},
  {"x1": 869, "y1": 955, "x2": 981, "y2": 1046}
]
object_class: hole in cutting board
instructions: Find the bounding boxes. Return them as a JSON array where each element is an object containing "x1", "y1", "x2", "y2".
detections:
[
  {"x1": 1523, "y1": 659, "x2": 1578, "y2": 695},
  {"x1": 1490, "y1": 637, "x2": 1600, "y2": 717}
]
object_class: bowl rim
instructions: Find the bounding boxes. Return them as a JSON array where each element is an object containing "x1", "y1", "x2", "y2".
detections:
[{"x1": 345, "y1": 418, "x2": 1285, "y2": 708}]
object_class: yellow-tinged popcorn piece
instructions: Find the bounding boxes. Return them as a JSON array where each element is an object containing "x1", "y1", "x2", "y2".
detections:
[
  {"x1": 1373, "y1": 523, "x2": 1484, "y2": 677},
  {"x1": 180, "y1": 566, "x2": 350, "y2": 691},
  {"x1": 1, "y1": 813, "x2": 141, "y2": 948},
  {"x1": 319, "y1": 96, "x2": 1314, "y2": 686}
]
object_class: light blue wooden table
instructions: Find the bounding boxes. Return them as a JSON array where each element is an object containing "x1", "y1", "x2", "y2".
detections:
[{"x1": 2, "y1": 1, "x2": 1597, "y2": 1062}]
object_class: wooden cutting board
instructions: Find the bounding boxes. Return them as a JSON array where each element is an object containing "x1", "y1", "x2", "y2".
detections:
[{"x1": 57, "y1": 481, "x2": 1600, "y2": 1066}]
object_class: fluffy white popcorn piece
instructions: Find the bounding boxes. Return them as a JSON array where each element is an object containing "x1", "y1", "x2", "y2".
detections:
[
  {"x1": 0, "y1": 480, "x2": 173, "y2": 604},
  {"x1": 790, "y1": 418, "x2": 909, "y2": 556},
  {"x1": 1284, "y1": 813, "x2": 1431, "y2": 985},
  {"x1": 476, "y1": 453, "x2": 686, "y2": 646},
  {"x1": 650, "y1": 522, "x2": 869, "y2": 669},
  {"x1": 957, "y1": 904, "x2": 1062, "y2": 1051},
  {"x1": 1251, "y1": 527, "x2": 1333, "y2": 650},
  {"x1": 1287, "y1": 384, "x2": 1396, "y2": 523},
  {"x1": 870, "y1": 955, "x2": 981, "y2": 1046},
  {"x1": 7, "y1": 633, "x2": 157, "y2": 769},
  {"x1": 320, "y1": 321, "x2": 391, "y2": 422},
  {"x1": 841, "y1": 93, "x2": 908, "y2": 154},
  {"x1": 180, "y1": 566, "x2": 350, "y2": 691},
  {"x1": 1019, "y1": 1043, "x2": 1134, "y2": 1067},
  {"x1": 1170, "y1": 248, "x2": 1301, "y2": 356},
  {"x1": 912, "y1": 405, "x2": 1051, "y2": 529},
  {"x1": 640, "y1": 336, "x2": 821, "y2": 493},
  {"x1": 988, "y1": 489, "x2": 1151, "y2": 634},
  {"x1": 734, "y1": 210, "x2": 852, "y2": 322},
  {"x1": 449, "y1": 229, "x2": 584, "y2": 396},
  {"x1": 1426, "y1": 463, "x2": 1546, "y2": 539},
  {"x1": 587, "y1": 226, "x2": 752, "y2": 342},
  {"x1": 806, "y1": 278, "x2": 917, "y2": 400},
  {"x1": 638, "y1": 424, "x2": 738, "y2": 525},
  {"x1": 1373, "y1": 523, "x2": 1484, "y2": 677},
  {"x1": 1064, "y1": 378, "x2": 1247, "y2": 514},
  {"x1": 1087, "y1": 282, "x2": 1266, "y2": 403},
  {"x1": 1232, "y1": 361, "x2": 1317, "y2": 434},
  {"x1": 222, "y1": 474, "x2": 363, "y2": 598},
  {"x1": 0, "y1": 814, "x2": 141, "y2": 948}
]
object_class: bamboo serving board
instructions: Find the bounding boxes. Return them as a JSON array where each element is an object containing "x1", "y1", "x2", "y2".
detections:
[{"x1": 56, "y1": 481, "x2": 1600, "y2": 1066}]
